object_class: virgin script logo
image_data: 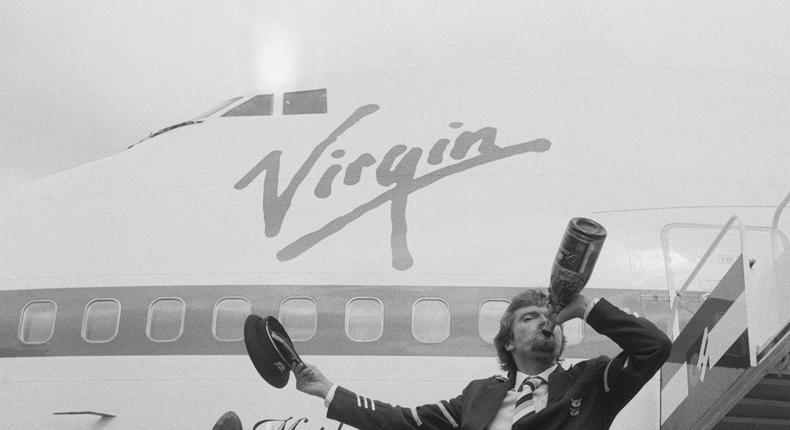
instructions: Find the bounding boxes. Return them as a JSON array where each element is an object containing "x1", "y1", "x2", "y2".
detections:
[{"x1": 235, "y1": 104, "x2": 551, "y2": 270}]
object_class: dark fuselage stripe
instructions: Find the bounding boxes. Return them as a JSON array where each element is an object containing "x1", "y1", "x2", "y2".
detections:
[{"x1": 0, "y1": 285, "x2": 668, "y2": 358}]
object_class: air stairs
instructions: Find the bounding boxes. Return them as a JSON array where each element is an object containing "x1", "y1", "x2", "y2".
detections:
[
  {"x1": 715, "y1": 369, "x2": 790, "y2": 429},
  {"x1": 708, "y1": 321, "x2": 790, "y2": 430},
  {"x1": 658, "y1": 197, "x2": 790, "y2": 430}
]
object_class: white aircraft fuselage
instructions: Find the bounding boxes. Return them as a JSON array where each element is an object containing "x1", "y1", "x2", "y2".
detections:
[{"x1": 2, "y1": 64, "x2": 788, "y2": 429}]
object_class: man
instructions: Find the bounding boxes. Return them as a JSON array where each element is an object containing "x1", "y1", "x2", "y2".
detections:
[{"x1": 292, "y1": 289, "x2": 671, "y2": 430}]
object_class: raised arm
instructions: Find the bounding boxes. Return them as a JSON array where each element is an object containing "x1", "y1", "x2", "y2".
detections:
[{"x1": 584, "y1": 298, "x2": 672, "y2": 414}]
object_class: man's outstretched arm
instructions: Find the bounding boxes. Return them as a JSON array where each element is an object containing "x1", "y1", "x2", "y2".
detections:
[{"x1": 293, "y1": 363, "x2": 463, "y2": 430}]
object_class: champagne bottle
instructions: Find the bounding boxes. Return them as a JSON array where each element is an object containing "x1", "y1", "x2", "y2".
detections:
[{"x1": 542, "y1": 217, "x2": 607, "y2": 336}]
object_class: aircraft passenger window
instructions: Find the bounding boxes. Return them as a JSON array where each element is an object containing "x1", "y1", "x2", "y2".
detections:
[
  {"x1": 562, "y1": 319, "x2": 584, "y2": 346},
  {"x1": 479, "y1": 300, "x2": 510, "y2": 344},
  {"x1": 345, "y1": 297, "x2": 383, "y2": 342},
  {"x1": 19, "y1": 300, "x2": 57, "y2": 344},
  {"x1": 283, "y1": 89, "x2": 327, "y2": 115},
  {"x1": 147, "y1": 298, "x2": 186, "y2": 342},
  {"x1": 412, "y1": 298, "x2": 451, "y2": 343},
  {"x1": 222, "y1": 95, "x2": 273, "y2": 117},
  {"x1": 213, "y1": 297, "x2": 251, "y2": 341},
  {"x1": 279, "y1": 297, "x2": 317, "y2": 341},
  {"x1": 82, "y1": 299, "x2": 121, "y2": 343}
]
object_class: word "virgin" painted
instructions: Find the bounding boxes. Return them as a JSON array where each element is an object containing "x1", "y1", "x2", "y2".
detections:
[{"x1": 235, "y1": 104, "x2": 551, "y2": 270}]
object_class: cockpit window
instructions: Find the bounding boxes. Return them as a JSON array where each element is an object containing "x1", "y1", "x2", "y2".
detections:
[
  {"x1": 222, "y1": 95, "x2": 273, "y2": 117},
  {"x1": 194, "y1": 96, "x2": 243, "y2": 120},
  {"x1": 283, "y1": 89, "x2": 327, "y2": 115}
]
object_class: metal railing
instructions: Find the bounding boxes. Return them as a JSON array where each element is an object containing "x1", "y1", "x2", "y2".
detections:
[{"x1": 661, "y1": 215, "x2": 749, "y2": 340}]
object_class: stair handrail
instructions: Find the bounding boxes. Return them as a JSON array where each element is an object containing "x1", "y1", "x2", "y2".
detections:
[
  {"x1": 770, "y1": 190, "x2": 790, "y2": 231},
  {"x1": 770, "y1": 190, "x2": 790, "y2": 260},
  {"x1": 662, "y1": 215, "x2": 748, "y2": 339}
]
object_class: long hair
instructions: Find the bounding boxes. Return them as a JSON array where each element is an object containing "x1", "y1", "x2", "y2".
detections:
[{"x1": 493, "y1": 289, "x2": 565, "y2": 376}]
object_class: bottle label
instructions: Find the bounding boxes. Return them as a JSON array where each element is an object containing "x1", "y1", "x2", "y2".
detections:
[{"x1": 556, "y1": 234, "x2": 590, "y2": 274}]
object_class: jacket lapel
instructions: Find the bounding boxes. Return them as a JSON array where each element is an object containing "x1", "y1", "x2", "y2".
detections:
[
  {"x1": 470, "y1": 367, "x2": 573, "y2": 429},
  {"x1": 469, "y1": 376, "x2": 512, "y2": 430},
  {"x1": 513, "y1": 366, "x2": 571, "y2": 428},
  {"x1": 547, "y1": 365, "x2": 573, "y2": 404}
]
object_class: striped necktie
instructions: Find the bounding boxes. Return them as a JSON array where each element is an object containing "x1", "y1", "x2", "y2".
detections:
[{"x1": 512, "y1": 376, "x2": 545, "y2": 427}]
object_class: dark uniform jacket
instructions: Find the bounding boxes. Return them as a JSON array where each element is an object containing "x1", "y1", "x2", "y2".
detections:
[{"x1": 327, "y1": 298, "x2": 672, "y2": 430}]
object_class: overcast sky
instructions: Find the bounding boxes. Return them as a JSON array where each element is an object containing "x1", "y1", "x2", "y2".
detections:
[{"x1": 2, "y1": 1, "x2": 790, "y2": 193}]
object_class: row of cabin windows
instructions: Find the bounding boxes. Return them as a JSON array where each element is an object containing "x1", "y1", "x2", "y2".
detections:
[{"x1": 18, "y1": 297, "x2": 584, "y2": 346}]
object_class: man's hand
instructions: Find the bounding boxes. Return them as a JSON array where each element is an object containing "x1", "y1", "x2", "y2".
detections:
[
  {"x1": 292, "y1": 362, "x2": 333, "y2": 399},
  {"x1": 548, "y1": 294, "x2": 590, "y2": 326}
]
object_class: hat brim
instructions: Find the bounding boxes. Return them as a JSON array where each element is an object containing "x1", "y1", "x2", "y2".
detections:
[{"x1": 244, "y1": 315, "x2": 302, "y2": 388}]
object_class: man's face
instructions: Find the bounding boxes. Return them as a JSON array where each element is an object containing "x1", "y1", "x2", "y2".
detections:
[{"x1": 509, "y1": 305, "x2": 563, "y2": 361}]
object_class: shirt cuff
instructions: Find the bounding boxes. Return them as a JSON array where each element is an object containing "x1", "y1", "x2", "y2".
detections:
[
  {"x1": 324, "y1": 384, "x2": 339, "y2": 408},
  {"x1": 583, "y1": 297, "x2": 600, "y2": 321}
]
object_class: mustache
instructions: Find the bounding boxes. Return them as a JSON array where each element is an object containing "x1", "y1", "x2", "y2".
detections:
[{"x1": 530, "y1": 336, "x2": 557, "y2": 352}]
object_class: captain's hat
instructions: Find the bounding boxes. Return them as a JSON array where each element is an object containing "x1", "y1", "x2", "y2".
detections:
[{"x1": 243, "y1": 315, "x2": 303, "y2": 388}]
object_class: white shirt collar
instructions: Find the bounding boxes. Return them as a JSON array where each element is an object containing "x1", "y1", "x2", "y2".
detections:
[{"x1": 515, "y1": 363, "x2": 558, "y2": 389}]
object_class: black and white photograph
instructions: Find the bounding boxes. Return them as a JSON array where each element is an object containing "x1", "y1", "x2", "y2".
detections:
[{"x1": 2, "y1": 2, "x2": 789, "y2": 429}]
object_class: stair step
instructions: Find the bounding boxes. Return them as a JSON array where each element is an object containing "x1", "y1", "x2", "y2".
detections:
[
  {"x1": 714, "y1": 416, "x2": 790, "y2": 430},
  {"x1": 728, "y1": 398, "x2": 790, "y2": 420},
  {"x1": 747, "y1": 376, "x2": 790, "y2": 401}
]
